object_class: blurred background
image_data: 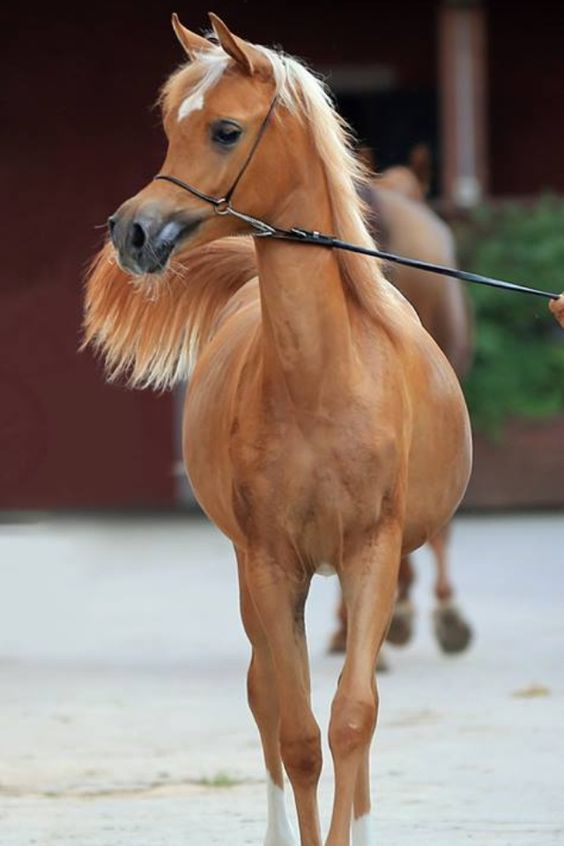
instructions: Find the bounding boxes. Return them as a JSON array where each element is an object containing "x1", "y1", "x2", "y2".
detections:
[{"x1": 2, "y1": 0, "x2": 564, "y2": 512}]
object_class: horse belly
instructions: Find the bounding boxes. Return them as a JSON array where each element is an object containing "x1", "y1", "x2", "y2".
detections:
[{"x1": 403, "y1": 354, "x2": 472, "y2": 552}]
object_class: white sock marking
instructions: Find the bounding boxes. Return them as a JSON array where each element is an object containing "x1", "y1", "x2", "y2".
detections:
[
  {"x1": 352, "y1": 813, "x2": 374, "y2": 846},
  {"x1": 316, "y1": 561, "x2": 336, "y2": 577},
  {"x1": 264, "y1": 774, "x2": 297, "y2": 846}
]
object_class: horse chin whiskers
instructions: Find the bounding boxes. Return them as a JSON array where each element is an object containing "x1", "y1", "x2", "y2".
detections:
[
  {"x1": 132, "y1": 274, "x2": 164, "y2": 302},
  {"x1": 121, "y1": 262, "x2": 166, "y2": 299},
  {"x1": 115, "y1": 253, "x2": 145, "y2": 278}
]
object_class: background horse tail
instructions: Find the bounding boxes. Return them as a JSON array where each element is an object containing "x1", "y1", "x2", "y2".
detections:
[{"x1": 82, "y1": 237, "x2": 257, "y2": 389}]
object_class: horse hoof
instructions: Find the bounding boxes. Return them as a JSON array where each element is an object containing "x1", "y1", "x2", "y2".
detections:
[
  {"x1": 433, "y1": 602, "x2": 473, "y2": 654},
  {"x1": 386, "y1": 599, "x2": 415, "y2": 646},
  {"x1": 328, "y1": 625, "x2": 347, "y2": 654}
]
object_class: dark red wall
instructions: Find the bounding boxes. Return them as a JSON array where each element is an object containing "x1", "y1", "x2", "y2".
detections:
[
  {"x1": 7, "y1": 0, "x2": 561, "y2": 508},
  {"x1": 488, "y1": 0, "x2": 564, "y2": 195},
  {"x1": 1, "y1": 0, "x2": 437, "y2": 509},
  {"x1": 2, "y1": 5, "x2": 179, "y2": 508}
]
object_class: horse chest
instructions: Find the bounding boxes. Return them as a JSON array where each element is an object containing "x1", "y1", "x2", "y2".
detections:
[{"x1": 231, "y1": 417, "x2": 398, "y2": 548}]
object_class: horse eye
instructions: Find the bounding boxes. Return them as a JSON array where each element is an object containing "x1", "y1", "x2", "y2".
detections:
[{"x1": 210, "y1": 120, "x2": 243, "y2": 148}]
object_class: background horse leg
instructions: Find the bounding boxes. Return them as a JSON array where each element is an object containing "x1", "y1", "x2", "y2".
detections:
[
  {"x1": 429, "y1": 525, "x2": 473, "y2": 653},
  {"x1": 330, "y1": 554, "x2": 414, "y2": 664},
  {"x1": 245, "y1": 551, "x2": 323, "y2": 846},
  {"x1": 326, "y1": 522, "x2": 402, "y2": 846},
  {"x1": 385, "y1": 555, "x2": 416, "y2": 646},
  {"x1": 328, "y1": 594, "x2": 390, "y2": 672},
  {"x1": 237, "y1": 550, "x2": 297, "y2": 846},
  {"x1": 328, "y1": 595, "x2": 347, "y2": 654}
]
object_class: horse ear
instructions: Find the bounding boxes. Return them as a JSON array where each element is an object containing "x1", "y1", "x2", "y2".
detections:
[
  {"x1": 172, "y1": 13, "x2": 213, "y2": 60},
  {"x1": 208, "y1": 13, "x2": 270, "y2": 76}
]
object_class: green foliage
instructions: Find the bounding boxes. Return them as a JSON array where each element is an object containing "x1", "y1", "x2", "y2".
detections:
[
  {"x1": 195, "y1": 771, "x2": 245, "y2": 788},
  {"x1": 456, "y1": 196, "x2": 564, "y2": 437}
]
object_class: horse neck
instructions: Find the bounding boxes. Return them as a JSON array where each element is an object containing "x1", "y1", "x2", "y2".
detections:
[{"x1": 254, "y1": 170, "x2": 355, "y2": 412}]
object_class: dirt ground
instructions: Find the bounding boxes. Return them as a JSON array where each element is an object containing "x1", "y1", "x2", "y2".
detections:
[{"x1": 0, "y1": 513, "x2": 563, "y2": 845}]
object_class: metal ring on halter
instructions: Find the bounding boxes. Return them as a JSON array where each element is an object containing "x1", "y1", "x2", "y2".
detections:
[{"x1": 214, "y1": 199, "x2": 231, "y2": 215}]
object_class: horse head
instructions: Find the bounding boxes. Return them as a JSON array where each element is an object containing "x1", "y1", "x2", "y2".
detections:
[{"x1": 109, "y1": 14, "x2": 288, "y2": 275}]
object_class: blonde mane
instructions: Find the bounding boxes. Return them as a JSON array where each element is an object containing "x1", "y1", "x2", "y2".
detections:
[
  {"x1": 84, "y1": 38, "x2": 399, "y2": 389},
  {"x1": 83, "y1": 238, "x2": 257, "y2": 389},
  {"x1": 256, "y1": 45, "x2": 392, "y2": 316}
]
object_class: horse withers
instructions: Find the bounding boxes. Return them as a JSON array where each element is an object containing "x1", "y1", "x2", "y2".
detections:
[{"x1": 84, "y1": 15, "x2": 472, "y2": 846}]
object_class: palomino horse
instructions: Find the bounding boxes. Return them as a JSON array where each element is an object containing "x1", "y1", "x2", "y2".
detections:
[
  {"x1": 84, "y1": 15, "x2": 472, "y2": 846},
  {"x1": 330, "y1": 153, "x2": 474, "y2": 657}
]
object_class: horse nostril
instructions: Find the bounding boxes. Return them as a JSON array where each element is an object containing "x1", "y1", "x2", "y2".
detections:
[
  {"x1": 131, "y1": 222, "x2": 146, "y2": 249},
  {"x1": 107, "y1": 215, "x2": 117, "y2": 235}
]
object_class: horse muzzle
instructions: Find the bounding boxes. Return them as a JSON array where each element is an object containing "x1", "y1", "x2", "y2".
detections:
[{"x1": 108, "y1": 209, "x2": 203, "y2": 275}]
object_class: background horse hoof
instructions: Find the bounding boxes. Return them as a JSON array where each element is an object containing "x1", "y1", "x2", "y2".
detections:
[
  {"x1": 386, "y1": 599, "x2": 415, "y2": 646},
  {"x1": 376, "y1": 650, "x2": 390, "y2": 672},
  {"x1": 328, "y1": 625, "x2": 347, "y2": 654},
  {"x1": 433, "y1": 602, "x2": 473, "y2": 654}
]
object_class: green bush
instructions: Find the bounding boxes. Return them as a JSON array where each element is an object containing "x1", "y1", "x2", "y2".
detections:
[{"x1": 456, "y1": 196, "x2": 564, "y2": 438}]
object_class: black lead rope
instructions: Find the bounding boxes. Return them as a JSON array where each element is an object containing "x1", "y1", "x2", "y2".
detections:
[
  {"x1": 154, "y1": 177, "x2": 560, "y2": 302},
  {"x1": 276, "y1": 229, "x2": 561, "y2": 302},
  {"x1": 155, "y1": 96, "x2": 560, "y2": 303}
]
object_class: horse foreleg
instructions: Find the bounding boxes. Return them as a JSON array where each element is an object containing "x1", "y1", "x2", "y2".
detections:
[
  {"x1": 245, "y1": 550, "x2": 322, "y2": 846},
  {"x1": 325, "y1": 520, "x2": 402, "y2": 846},
  {"x1": 333, "y1": 553, "x2": 415, "y2": 656},
  {"x1": 429, "y1": 525, "x2": 473, "y2": 653},
  {"x1": 352, "y1": 750, "x2": 371, "y2": 845},
  {"x1": 237, "y1": 551, "x2": 297, "y2": 846}
]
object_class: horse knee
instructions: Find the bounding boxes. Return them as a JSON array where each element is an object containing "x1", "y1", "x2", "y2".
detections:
[
  {"x1": 280, "y1": 723, "x2": 322, "y2": 786},
  {"x1": 329, "y1": 693, "x2": 377, "y2": 758}
]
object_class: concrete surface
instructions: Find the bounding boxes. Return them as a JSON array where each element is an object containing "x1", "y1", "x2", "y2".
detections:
[{"x1": 0, "y1": 513, "x2": 563, "y2": 845}]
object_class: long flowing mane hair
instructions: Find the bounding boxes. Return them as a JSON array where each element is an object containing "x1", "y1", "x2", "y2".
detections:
[{"x1": 83, "y1": 40, "x2": 397, "y2": 389}]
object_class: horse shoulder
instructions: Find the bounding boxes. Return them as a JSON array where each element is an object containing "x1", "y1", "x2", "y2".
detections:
[{"x1": 183, "y1": 287, "x2": 262, "y2": 545}]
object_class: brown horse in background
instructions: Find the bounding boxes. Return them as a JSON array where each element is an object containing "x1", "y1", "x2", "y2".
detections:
[
  {"x1": 84, "y1": 15, "x2": 472, "y2": 845},
  {"x1": 330, "y1": 149, "x2": 474, "y2": 659}
]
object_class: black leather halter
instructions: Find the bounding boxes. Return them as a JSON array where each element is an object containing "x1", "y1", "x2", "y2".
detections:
[
  {"x1": 155, "y1": 95, "x2": 279, "y2": 221},
  {"x1": 154, "y1": 96, "x2": 558, "y2": 302}
]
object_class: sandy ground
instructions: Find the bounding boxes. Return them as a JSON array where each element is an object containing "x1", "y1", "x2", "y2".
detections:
[{"x1": 0, "y1": 513, "x2": 563, "y2": 845}]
